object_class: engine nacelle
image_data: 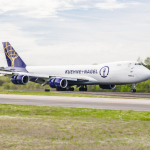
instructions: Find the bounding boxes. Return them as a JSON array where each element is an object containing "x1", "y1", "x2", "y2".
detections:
[
  {"x1": 55, "y1": 78, "x2": 68, "y2": 88},
  {"x1": 49, "y1": 78, "x2": 56, "y2": 88},
  {"x1": 11, "y1": 75, "x2": 29, "y2": 85},
  {"x1": 99, "y1": 85, "x2": 116, "y2": 89}
]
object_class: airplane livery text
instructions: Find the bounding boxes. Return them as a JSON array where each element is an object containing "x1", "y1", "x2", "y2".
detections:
[{"x1": 65, "y1": 69, "x2": 98, "y2": 74}]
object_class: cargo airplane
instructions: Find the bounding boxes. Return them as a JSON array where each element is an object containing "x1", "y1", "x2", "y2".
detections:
[{"x1": 1, "y1": 42, "x2": 150, "y2": 93}]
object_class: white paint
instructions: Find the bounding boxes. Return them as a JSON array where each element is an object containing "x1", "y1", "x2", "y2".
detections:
[{"x1": 25, "y1": 61, "x2": 150, "y2": 85}]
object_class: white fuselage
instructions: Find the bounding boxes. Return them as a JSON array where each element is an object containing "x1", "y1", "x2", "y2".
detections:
[{"x1": 26, "y1": 61, "x2": 150, "y2": 85}]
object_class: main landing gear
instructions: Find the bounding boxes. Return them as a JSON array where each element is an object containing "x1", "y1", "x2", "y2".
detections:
[
  {"x1": 56, "y1": 87, "x2": 74, "y2": 91},
  {"x1": 66, "y1": 87, "x2": 74, "y2": 91},
  {"x1": 79, "y1": 85, "x2": 87, "y2": 91},
  {"x1": 131, "y1": 84, "x2": 136, "y2": 93},
  {"x1": 56, "y1": 87, "x2": 66, "y2": 91}
]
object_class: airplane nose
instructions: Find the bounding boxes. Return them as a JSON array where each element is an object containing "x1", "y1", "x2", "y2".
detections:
[
  {"x1": 135, "y1": 67, "x2": 150, "y2": 81},
  {"x1": 141, "y1": 68, "x2": 150, "y2": 80},
  {"x1": 147, "y1": 70, "x2": 150, "y2": 79}
]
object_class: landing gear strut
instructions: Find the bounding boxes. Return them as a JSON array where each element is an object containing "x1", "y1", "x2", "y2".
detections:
[
  {"x1": 131, "y1": 84, "x2": 136, "y2": 93},
  {"x1": 79, "y1": 85, "x2": 87, "y2": 91}
]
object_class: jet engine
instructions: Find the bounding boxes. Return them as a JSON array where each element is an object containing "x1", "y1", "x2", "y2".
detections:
[
  {"x1": 11, "y1": 75, "x2": 29, "y2": 85},
  {"x1": 49, "y1": 78, "x2": 68, "y2": 88},
  {"x1": 49, "y1": 78, "x2": 56, "y2": 88},
  {"x1": 55, "y1": 78, "x2": 68, "y2": 88},
  {"x1": 99, "y1": 85, "x2": 116, "y2": 89}
]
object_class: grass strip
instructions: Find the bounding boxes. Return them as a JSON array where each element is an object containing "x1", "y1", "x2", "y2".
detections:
[
  {"x1": 1, "y1": 104, "x2": 150, "y2": 149},
  {"x1": 0, "y1": 90, "x2": 139, "y2": 99},
  {"x1": 0, "y1": 104, "x2": 150, "y2": 121}
]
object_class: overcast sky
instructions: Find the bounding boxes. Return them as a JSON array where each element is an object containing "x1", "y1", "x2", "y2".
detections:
[{"x1": 0, "y1": 0, "x2": 149, "y2": 66}]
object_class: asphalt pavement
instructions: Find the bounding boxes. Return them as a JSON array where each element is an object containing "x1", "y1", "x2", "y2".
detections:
[
  {"x1": 0, "y1": 94, "x2": 150, "y2": 111},
  {"x1": 56, "y1": 91, "x2": 150, "y2": 98}
]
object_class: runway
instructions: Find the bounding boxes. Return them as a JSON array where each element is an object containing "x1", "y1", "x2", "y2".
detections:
[
  {"x1": 56, "y1": 91, "x2": 150, "y2": 98},
  {"x1": 0, "y1": 94, "x2": 150, "y2": 111}
]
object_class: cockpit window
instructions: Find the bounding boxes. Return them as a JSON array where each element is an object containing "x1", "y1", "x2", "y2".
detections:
[{"x1": 135, "y1": 63, "x2": 142, "y2": 65}]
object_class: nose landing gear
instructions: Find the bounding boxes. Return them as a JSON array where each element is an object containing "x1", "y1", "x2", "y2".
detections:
[
  {"x1": 131, "y1": 89, "x2": 136, "y2": 93},
  {"x1": 131, "y1": 84, "x2": 136, "y2": 93}
]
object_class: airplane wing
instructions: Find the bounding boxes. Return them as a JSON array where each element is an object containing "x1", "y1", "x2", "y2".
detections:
[
  {"x1": 0, "y1": 71, "x2": 49, "y2": 78},
  {"x1": 0, "y1": 69, "x2": 96, "y2": 81},
  {"x1": 0, "y1": 71, "x2": 13, "y2": 75},
  {"x1": 0, "y1": 70, "x2": 97, "y2": 86}
]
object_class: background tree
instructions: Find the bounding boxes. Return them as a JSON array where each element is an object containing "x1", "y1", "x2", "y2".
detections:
[
  {"x1": 144, "y1": 57, "x2": 150, "y2": 69},
  {"x1": 137, "y1": 57, "x2": 143, "y2": 63}
]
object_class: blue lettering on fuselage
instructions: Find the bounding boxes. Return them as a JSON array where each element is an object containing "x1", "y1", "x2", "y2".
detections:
[{"x1": 65, "y1": 69, "x2": 98, "y2": 74}]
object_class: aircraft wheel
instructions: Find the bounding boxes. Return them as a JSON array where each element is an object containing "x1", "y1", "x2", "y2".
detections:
[
  {"x1": 84, "y1": 88, "x2": 87, "y2": 91},
  {"x1": 56, "y1": 87, "x2": 59, "y2": 91},
  {"x1": 56, "y1": 87, "x2": 66, "y2": 91},
  {"x1": 79, "y1": 87, "x2": 83, "y2": 91},
  {"x1": 62, "y1": 88, "x2": 67, "y2": 91},
  {"x1": 45, "y1": 89, "x2": 50, "y2": 92},
  {"x1": 133, "y1": 89, "x2": 136, "y2": 92},
  {"x1": 131, "y1": 89, "x2": 136, "y2": 93},
  {"x1": 131, "y1": 84, "x2": 136, "y2": 93},
  {"x1": 79, "y1": 87, "x2": 87, "y2": 91}
]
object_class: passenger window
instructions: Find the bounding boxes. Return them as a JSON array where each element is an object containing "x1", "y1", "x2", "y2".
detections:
[{"x1": 135, "y1": 63, "x2": 142, "y2": 65}]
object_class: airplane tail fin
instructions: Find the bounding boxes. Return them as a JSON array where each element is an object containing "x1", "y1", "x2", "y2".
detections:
[{"x1": 2, "y1": 42, "x2": 26, "y2": 68}]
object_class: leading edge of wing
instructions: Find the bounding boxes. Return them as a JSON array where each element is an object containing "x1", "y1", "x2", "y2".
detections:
[
  {"x1": 0, "y1": 71, "x2": 97, "y2": 82},
  {"x1": 0, "y1": 71, "x2": 50, "y2": 79},
  {"x1": 0, "y1": 71, "x2": 13, "y2": 75}
]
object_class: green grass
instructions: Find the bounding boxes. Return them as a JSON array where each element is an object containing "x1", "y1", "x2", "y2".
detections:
[
  {"x1": 1, "y1": 105, "x2": 150, "y2": 149},
  {"x1": 1, "y1": 104, "x2": 150, "y2": 149},
  {"x1": 0, "y1": 90, "x2": 139, "y2": 99},
  {"x1": 0, "y1": 104, "x2": 150, "y2": 121}
]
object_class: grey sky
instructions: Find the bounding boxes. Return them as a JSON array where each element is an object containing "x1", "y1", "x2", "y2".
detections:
[{"x1": 0, "y1": 0, "x2": 149, "y2": 66}]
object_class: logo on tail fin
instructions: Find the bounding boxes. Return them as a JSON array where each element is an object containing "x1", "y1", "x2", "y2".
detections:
[
  {"x1": 2, "y1": 42, "x2": 26, "y2": 68},
  {"x1": 3, "y1": 42, "x2": 19, "y2": 67}
]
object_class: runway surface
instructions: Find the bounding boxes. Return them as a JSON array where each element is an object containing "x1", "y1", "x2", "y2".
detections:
[
  {"x1": 56, "y1": 91, "x2": 150, "y2": 98},
  {"x1": 0, "y1": 94, "x2": 150, "y2": 111}
]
